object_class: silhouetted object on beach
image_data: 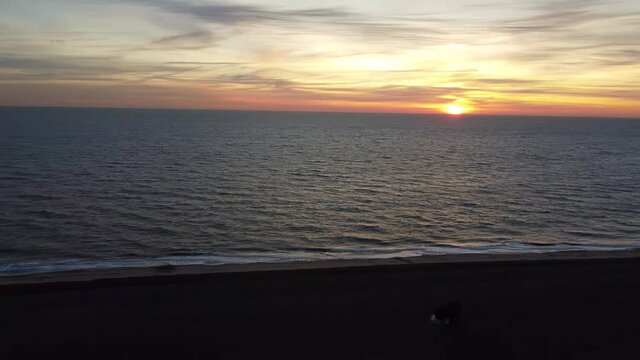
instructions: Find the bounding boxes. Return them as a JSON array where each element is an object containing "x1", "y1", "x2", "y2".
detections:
[{"x1": 430, "y1": 301, "x2": 461, "y2": 326}]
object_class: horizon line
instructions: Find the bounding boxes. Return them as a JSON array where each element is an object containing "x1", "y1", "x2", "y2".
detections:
[{"x1": 1, "y1": 104, "x2": 638, "y2": 121}]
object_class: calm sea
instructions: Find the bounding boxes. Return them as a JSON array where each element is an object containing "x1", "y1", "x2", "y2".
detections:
[{"x1": 1, "y1": 107, "x2": 639, "y2": 275}]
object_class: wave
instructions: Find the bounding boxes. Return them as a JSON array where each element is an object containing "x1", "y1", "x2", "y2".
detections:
[{"x1": 2, "y1": 242, "x2": 636, "y2": 277}]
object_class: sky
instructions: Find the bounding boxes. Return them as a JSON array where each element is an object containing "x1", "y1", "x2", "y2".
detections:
[{"x1": 0, "y1": 0, "x2": 639, "y2": 116}]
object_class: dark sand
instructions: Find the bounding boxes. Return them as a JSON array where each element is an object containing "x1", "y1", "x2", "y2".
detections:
[{"x1": 2, "y1": 250, "x2": 640, "y2": 359}]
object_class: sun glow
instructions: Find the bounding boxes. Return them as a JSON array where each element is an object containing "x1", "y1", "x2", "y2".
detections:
[{"x1": 444, "y1": 103, "x2": 468, "y2": 115}]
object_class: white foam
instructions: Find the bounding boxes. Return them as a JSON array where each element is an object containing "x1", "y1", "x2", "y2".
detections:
[{"x1": 1, "y1": 242, "x2": 637, "y2": 276}]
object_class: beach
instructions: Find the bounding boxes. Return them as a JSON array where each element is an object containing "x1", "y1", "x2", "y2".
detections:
[{"x1": 2, "y1": 250, "x2": 640, "y2": 359}]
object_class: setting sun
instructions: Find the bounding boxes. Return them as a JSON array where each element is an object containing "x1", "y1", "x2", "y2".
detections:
[{"x1": 444, "y1": 104, "x2": 468, "y2": 115}]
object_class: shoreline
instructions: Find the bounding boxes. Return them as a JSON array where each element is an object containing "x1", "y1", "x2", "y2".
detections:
[
  {"x1": 3, "y1": 247, "x2": 640, "y2": 359},
  {"x1": 3, "y1": 248, "x2": 639, "y2": 288}
]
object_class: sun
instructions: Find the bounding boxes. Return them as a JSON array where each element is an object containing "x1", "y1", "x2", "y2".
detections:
[{"x1": 444, "y1": 103, "x2": 467, "y2": 115}]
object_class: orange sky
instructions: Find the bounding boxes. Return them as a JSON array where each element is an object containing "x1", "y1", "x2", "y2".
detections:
[{"x1": 1, "y1": 0, "x2": 639, "y2": 117}]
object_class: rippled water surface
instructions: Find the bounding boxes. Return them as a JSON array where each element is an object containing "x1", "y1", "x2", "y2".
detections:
[{"x1": 1, "y1": 107, "x2": 639, "y2": 274}]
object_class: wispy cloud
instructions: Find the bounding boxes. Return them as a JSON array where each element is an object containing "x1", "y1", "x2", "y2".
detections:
[
  {"x1": 124, "y1": 0, "x2": 446, "y2": 45},
  {"x1": 149, "y1": 30, "x2": 217, "y2": 50},
  {"x1": 127, "y1": 0, "x2": 354, "y2": 25},
  {"x1": 0, "y1": 54, "x2": 198, "y2": 82}
]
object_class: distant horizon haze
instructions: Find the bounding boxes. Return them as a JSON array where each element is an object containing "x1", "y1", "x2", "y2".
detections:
[{"x1": 1, "y1": 105, "x2": 639, "y2": 120}]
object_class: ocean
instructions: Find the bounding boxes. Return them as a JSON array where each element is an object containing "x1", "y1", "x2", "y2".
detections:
[{"x1": 1, "y1": 107, "x2": 639, "y2": 275}]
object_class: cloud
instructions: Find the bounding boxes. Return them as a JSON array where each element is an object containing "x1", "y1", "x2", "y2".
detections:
[
  {"x1": 206, "y1": 71, "x2": 464, "y2": 104},
  {"x1": 214, "y1": 71, "x2": 295, "y2": 88},
  {"x1": 463, "y1": 78, "x2": 539, "y2": 85},
  {"x1": 164, "y1": 61, "x2": 246, "y2": 65},
  {"x1": 592, "y1": 49, "x2": 640, "y2": 67},
  {"x1": 0, "y1": 54, "x2": 197, "y2": 82},
  {"x1": 128, "y1": 0, "x2": 354, "y2": 25},
  {"x1": 124, "y1": 0, "x2": 445, "y2": 45},
  {"x1": 493, "y1": 6, "x2": 599, "y2": 34},
  {"x1": 149, "y1": 30, "x2": 217, "y2": 50}
]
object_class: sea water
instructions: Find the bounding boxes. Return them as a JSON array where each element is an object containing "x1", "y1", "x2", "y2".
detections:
[{"x1": 1, "y1": 107, "x2": 639, "y2": 275}]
